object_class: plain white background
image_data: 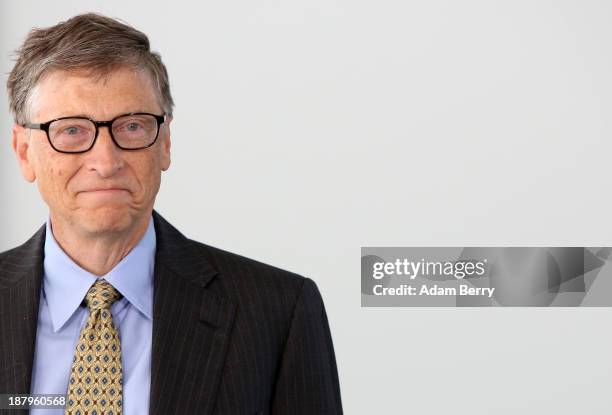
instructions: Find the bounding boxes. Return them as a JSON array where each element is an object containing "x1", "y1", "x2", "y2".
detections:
[{"x1": 2, "y1": 1, "x2": 612, "y2": 413}]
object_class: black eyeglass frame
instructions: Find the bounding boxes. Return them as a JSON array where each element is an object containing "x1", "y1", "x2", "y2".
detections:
[{"x1": 22, "y1": 112, "x2": 166, "y2": 154}]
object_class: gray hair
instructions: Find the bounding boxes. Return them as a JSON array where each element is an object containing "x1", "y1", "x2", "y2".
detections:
[{"x1": 7, "y1": 13, "x2": 174, "y2": 125}]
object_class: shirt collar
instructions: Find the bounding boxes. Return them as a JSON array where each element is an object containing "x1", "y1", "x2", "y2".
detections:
[{"x1": 43, "y1": 216, "x2": 156, "y2": 332}]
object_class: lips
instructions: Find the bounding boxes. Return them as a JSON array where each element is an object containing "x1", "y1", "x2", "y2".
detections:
[
  {"x1": 78, "y1": 187, "x2": 130, "y2": 194},
  {"x1": 85, "y1": 188, "x2": 125, "y2": 191}
]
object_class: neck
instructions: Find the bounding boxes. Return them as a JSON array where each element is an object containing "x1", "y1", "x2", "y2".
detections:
[{"x1": 49, "y1": 213, "x2": 151, "y2": 276}]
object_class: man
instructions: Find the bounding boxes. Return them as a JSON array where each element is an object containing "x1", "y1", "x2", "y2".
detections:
[{"x1": 0, "y1": 13, "x2": 342, "y2": 415}]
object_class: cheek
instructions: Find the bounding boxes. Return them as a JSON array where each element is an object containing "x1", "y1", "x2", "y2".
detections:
[
  {"x1": 35, "y1": 152, "x2": 77, "y2": 198},
  {"x1": 145, "y1": 162, "x2": 163, "y2": 193},
  {"x1": 48, "y1": 165, "x2": 65, "y2": 178},
  {"x1": 45, "y1": 159, "x2": 71, "y2": 185},
  {"x1": 129, "y1": 156, "x2": 162, "y2": 195}
]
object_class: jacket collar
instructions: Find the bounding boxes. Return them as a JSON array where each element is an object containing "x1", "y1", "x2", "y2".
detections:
[{"x1": 151, "y1": 210, "x2": 219, "y2": 288}]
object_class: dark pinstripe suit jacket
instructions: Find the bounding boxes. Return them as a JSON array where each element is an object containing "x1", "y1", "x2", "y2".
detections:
[{"x1": 0, "y1": 210, "x2": 343, "y2": 414}]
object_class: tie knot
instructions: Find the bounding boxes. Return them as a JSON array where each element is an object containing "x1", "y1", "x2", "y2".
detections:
[{"x1": 85, "y1": 279, "x2": 121, "y2": 311}]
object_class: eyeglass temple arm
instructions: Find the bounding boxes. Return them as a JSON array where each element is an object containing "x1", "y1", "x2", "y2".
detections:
[{"x1": 22, "y1": 122, "x2": 44, "y2": 130}]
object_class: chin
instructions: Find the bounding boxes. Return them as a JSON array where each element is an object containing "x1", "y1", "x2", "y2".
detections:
[{"x1": 75, "y1": 206, "x2": 138, "y2": 235}]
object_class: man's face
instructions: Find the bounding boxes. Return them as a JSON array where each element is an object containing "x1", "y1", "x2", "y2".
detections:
[{"x1": 12, "y1": 66, "x2": 171, "y2": 237}]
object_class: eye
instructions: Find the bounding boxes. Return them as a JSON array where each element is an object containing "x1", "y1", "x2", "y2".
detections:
[
  {"x1": 116, "y1": 119, "x2": 146, "y2": 133},
  {"x1": 126, "y1": 122, "x2": 143, "y2": 131},
  {"x1": 64, "y1": 126, "x2": 84, "y2": 135}
]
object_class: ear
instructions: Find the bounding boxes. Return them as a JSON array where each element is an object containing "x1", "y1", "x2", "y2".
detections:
[
  {"x1": 160, "y1": 116, "x2": 172, "y2": 171},
  {"x1": 12, "y1": 124, "x2": 37, "y2": 182}
]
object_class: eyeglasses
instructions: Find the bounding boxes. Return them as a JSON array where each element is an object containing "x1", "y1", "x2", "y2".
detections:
[{"x1": 22, "y1": 112, "x2": 166, "y2": 154}]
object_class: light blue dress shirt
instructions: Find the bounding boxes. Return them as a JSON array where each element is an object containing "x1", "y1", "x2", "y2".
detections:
[{"x1": 30, "y1": 216, "x2": 155, "y2": 415}]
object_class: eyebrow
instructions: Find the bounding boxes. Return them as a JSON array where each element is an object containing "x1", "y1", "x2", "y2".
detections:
[
  {"x1": 63, "y1": 114, "x2": 91, "y2": 118},
  {"x1": 47, "y1": 111, "x2": 154, "y2": 120}
]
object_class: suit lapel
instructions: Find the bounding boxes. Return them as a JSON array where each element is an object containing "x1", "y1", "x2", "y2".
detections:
[
  {"x1": 149, "y1": 211, "x2": 237, "y2": 415},
  {"x1": 0, "y1": 224, "x2": 45, "y2": 395}
]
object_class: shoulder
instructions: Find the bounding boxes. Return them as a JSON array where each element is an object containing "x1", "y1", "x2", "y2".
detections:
[
  {"x1": 190, "y1": 238, "x2": 313, "y2": 308},
  {"x1": 0, "y1": 225, "x2": 45, "y2": 288},
  {"x1": 152, "y1": 210, "x2": 322, "y2": 312}
]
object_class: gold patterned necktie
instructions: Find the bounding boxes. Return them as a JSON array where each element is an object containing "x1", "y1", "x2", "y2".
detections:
[{"x1": 65, "y1": 279, "x2": 123, "y2": 415}]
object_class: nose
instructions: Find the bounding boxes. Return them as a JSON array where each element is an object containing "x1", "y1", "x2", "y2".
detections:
[{"x1": 85, "y1": 126, "x2": 124, "y2": 177}]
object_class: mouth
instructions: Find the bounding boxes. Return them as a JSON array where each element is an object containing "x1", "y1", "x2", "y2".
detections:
[{"x1": 79, "y1": 188, "x2": 130, "y2": 195}]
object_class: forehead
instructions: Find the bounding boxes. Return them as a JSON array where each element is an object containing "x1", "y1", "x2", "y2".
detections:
[{"x1": 29, "y1": 66, "x2": 161, "y2": 121}]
